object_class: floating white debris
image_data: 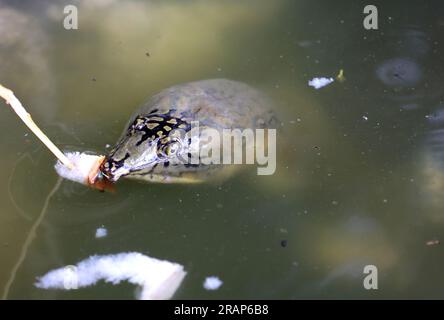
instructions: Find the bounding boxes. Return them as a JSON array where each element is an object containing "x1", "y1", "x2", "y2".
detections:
[
  {"x1": 203, "y1": 276, "x2": 223, "y2": 291},
  {"x1": 35, "y1": 252, "x2": 186, "y2": 300},
  {"x1": 54, "y1": 152, "x2": 103, "y2": 185},
  {"x1": 95, "y1": 227, "x2": 108, "y2": 238},
  {"x1": 308, "y1": 77, "x2": 334, "y2": 89}
]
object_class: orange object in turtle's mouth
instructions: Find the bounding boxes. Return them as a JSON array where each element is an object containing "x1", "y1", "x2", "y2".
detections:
[{"x1": 86, "y1": 156, "x2": 116, "y2": 192}]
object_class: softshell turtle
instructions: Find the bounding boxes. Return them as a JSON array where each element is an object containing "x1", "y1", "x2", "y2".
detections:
[{"x1": 99, "y1": 79, "x2": 276, "y2": 184}]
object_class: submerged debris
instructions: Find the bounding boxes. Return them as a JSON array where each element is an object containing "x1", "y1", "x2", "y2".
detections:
[
  {"x1": 336, "y1": 69, "x2": 346, "y2": 82},
  {"x1": 426, "y1": 239, "x2": 440, "y2": 246}
]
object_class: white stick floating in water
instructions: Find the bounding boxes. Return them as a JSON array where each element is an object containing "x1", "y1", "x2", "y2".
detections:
[
  {"x1": 35, "y1": 252, "x2": 187, "y2": 300},
  {"x1": 0, "y1": 84, "x2": 108, "y2": 189},
  {"x1": 0, "y1": 84, "x2": 74, "y2": 169}
]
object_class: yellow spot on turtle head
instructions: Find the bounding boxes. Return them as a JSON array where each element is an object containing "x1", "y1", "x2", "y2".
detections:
[{"x1": 147, "y1": 123, "x2": 159, "y2": 130}]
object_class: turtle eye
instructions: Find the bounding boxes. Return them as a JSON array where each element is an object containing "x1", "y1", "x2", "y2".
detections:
[{"x1": 160, "y1": 141, "x2": 181, "y2": 158}]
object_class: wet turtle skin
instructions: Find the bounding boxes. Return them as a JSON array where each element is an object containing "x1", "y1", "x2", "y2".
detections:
[{"x1": 100, "y1": 79, "x2": 276, "y2": 183}]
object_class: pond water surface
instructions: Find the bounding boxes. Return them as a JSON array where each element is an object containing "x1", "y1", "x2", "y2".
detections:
[{"x1": 1, "y1": 0, "x2": 444, "y2": 299}]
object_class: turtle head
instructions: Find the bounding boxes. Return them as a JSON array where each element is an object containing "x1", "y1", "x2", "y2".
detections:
[{"x1": 100, "y1": 113, "x2": 190, "y2": 182}]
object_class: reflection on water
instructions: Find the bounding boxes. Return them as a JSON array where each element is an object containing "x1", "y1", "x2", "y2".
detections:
[
  {"x1": 2, "y1": 0, "x2": 444, "y2": 299},
  {"x1": 0, "y1": 5, "x2": 55, "y2": 122},
  {"x1": 376, "y1": 57, "x2": 422, "y2": 87}
]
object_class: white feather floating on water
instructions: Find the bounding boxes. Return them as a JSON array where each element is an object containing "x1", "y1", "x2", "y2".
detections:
[
  {"x1": 308, "y1": 77, "x2": 334, "y2": 89},
  {"x1": 35, "y1": 252, "x2": 187, "y2": 300},
  {"x1": 95, "y1": 227, "x2": 108, "y2": 238},
  {"x1": 203, "y1": 276, "x2": 223, "y2": 290},
  {"x1": 54, "y1": 152, "x2": 103, "y2": 185}
]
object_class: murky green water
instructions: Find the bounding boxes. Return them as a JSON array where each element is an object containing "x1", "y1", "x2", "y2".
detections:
[{"x1": 2, "y1": 0, "x2": 444, "y2": 299}]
